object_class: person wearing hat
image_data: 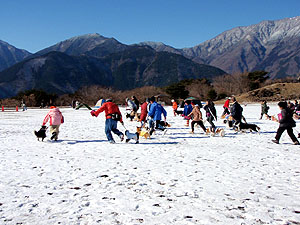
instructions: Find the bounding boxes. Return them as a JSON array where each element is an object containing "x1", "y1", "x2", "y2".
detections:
[
  {"x1": 91, "y1": 99, "x2": 124, "y2": 144},
  {"x1": 42, "y1": 106, "x2": 64, "y2": 141},
  {"x1": 272, "y1": 101, "x2": 299, "y2": 145}
]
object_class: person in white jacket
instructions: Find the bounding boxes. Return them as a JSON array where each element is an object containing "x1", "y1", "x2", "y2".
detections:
[{"x1": 42, "y1": 106, "x2": 64, "y2": 141}]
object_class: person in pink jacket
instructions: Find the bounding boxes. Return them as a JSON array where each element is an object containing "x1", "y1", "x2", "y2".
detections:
[{"x1": 42, "y1": 106, "x2": 64, "y2": 141}]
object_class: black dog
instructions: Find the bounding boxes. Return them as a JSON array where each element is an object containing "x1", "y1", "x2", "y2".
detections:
[
  {"x1": 34, "y1": 126, "x2": 47, "y2": 141},
  {"x1": 234, "y1": 122, "x2": 260, "y2": 132}
]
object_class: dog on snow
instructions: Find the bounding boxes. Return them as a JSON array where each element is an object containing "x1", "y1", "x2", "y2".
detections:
[
  {"x1": 234, "y1": 122, "x2": 260, "y2": 133},
  {"x1": 125, "y1": 130, "x2": 139, "y2": 143},
  {"x1": 34, "y1": 125, "x2": 48, "y2": 141}
]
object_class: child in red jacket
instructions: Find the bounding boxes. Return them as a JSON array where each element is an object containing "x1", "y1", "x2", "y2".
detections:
[{"x1": 91, "y1": 99, "x2": 124, "y2": 144}]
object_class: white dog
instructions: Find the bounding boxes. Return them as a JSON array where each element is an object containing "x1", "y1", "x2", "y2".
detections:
[{"x1": 125, "y1": 130, "x2": 139, "y2": 144}]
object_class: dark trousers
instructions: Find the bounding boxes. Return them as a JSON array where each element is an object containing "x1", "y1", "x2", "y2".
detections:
[
  {"x1": 275, "y1": 126, "x2": 298, "y2": 142},
  {"x1": 221, "y1": 107, "x2": 230, "y2": 117},
  {"x1": 155, "y1": 120, "x2": 166, "y2": 131},
  {"x1": 191, "y1": 120, "x2": 206, "y2": 132},
  {"x1": 207, "y1": 116, "x2": 216, "y2": 131}
]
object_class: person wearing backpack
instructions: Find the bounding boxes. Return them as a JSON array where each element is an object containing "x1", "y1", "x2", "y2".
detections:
[{"x1": 91, "y1": 99, "x2": 124, "y2": 144}]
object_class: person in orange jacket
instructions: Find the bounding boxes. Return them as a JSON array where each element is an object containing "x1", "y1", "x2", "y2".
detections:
[
  {"x1": 91, "y1": 99, "x2": 124, "y2": 144},
  {"x1": 171, "y1": 99, "x2": 178, "y2": 116}
]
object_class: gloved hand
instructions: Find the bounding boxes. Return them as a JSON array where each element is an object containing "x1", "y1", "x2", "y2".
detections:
[
  {"x1": 90, "y1": 110, "x2": 97, "y2": 117},
  {"x1": 121, "y1": 121, "x2": 124, "y2": 125}
]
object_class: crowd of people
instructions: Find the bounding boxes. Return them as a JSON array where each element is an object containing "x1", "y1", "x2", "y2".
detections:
[{"x1": 40, "y1": 96, "x2": 300, "y2": 145}]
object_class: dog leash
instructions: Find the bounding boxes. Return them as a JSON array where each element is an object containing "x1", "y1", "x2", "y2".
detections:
[{"x1": 121, "y1": 123, "x2": 127, "y2": 130}]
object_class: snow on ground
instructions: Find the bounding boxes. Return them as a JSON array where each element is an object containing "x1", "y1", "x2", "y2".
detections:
[{"x1": 0, "y1": 104, "x2": 299, "y2": 225}]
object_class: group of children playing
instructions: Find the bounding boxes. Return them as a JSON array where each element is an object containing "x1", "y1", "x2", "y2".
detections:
[{"x1": 40, "y1": 96, "x2": 299, "y2": 145}]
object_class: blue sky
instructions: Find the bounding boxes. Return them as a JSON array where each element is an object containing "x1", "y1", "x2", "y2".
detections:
[{"x1": 1, "y1": 0, "x2": 299, "y2": 53}]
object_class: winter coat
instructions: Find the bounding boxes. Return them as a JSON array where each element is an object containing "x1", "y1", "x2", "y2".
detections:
[
  {"x1": 140, "y1": 102, "x2": 148, "y2": 121},
  {"x1": 223, "y1": 99, "x2": 230, "y2": 109},
  {"x1": 204, "y1": 104, "x2": 217, "y2": 120},
  {"x1": 230, "y1": 101, "x2": 243, "y2": 121},
  {"x1": 172, "y1": 102, "x2": 178, "y2": 110},
  {"x1": 43, "y1": 108, "x2": 64, "y2": 126},
  {"x1": 93, "y1": 102, "x2": 123, "y2": 122},
  {"x1": 261, "y1": 102, "x2": 269, "y2": 114},
  {"x1": 279, "y1": 108, "x2": 296, "y2": 128},
  {"x1": 148, "y1": 101, "x2": 167, "y2": 121},
  {"x1": 188, "y1": 106, "x2": 203, "y2": 121},
  {"x1": 183, "y1": 104, "x2": 193, "y2": 116},
  {"x1": 127, "y1": 99, "x2": 137, "y2": 111},
  {"x1": 132, "y1": 98, "x2": 140, "y2": 111}
]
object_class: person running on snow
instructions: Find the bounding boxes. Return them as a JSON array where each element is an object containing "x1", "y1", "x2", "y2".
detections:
[
  {"x1": 260, "y1": 100, "x2": 271, "y2": 120},
  {"x1": 272, "y1": 101, "x2": 299, "y2": 145},
  {"x1": 183, "y1": 100, "x2": 193, "y2": 127},
  {"x1": 148, "y1": 96, "x2": 167, "y2": 135},
  {"x1": 230, "y1": 97, "x2": 244, "y2": 125},
  {"x1": 188, "y1": 104, "x2": 206, "y2": 134},
  {"x1": 204, "y1": 100, "x2": 217, "y2": 133},
  {"x1": 42, "y1": 106, "x2": 64, "y2": 141},
  {"x1": 171, "y1": 99, "x2": 178, "y2": 116},
  {"x1": 139, "y1": 98, "x2": 149, "y2": 126},
  {"x1": 221, "y1": 98, "x2": 230, "y2": 118},
  {"x1": 125, "y1": 97, "x2": 137, "y2": 121},
  {"x1": 91, "y1": 99, "x2": 124, "y2": 144}
]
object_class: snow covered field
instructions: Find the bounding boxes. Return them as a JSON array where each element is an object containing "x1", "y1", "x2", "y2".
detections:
[{"x1": 0, "y1": 104, "x2": 299, "y2": 225}]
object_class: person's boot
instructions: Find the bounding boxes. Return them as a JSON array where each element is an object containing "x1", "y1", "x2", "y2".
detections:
[
  {"x1": 272, "y1": 139, "x2": 279, "y2": 144},
  {"x1": 294, "y1": 141, "x2": 300, "y2": 145},
  {"x1": 51, "y1": 132, "x2": 57, "y2": 140}
]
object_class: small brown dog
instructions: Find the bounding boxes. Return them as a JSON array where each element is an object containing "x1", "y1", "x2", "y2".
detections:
[
  {"x1": 205, "y1": 127, "x2": 225, "y2": 137},
  {"x1": 137, "y1": 126, "x2": 151, "y2": 139}
]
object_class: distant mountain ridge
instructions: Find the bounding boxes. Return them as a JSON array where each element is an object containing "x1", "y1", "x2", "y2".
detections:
[
  {"x1": 34, "y1": 33, "x2": 128, "y2": 57},
  {"x1": 1, "y1": 16, "x2": 300, "y2": 98},
  {"x1": 0, "y1": 46, "x2": 225, "y2": 98},
  {"x1": 0, "y1": 40, "x2": 32, "y2": 72},
  {"x1": 141, "y1": 17, "x2": 300, "y2": 78}
]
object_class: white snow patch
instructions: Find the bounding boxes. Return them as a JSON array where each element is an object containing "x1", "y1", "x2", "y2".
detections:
[{"x1": 0, "y1": 104, "x2": 299, "y2": 224}]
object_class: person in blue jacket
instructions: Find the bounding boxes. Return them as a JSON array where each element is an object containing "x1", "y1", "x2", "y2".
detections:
[
  {"x1": 148, "y1": 96, "x2": 167, "y2": 135},
  {"x1": 183, "y1": 100, "x2": 193, "y2": 127}
]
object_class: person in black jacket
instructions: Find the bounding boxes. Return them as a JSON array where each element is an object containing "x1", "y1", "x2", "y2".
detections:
[
  {"x1": 230, "y1": 97, "x2": 243, "y2": 124},
  {"x1": 272, "y1": 101, "x2": 299, "y2": 145},
  {"x1": 204, "y1": 100, "x2": 217, "y2": 132}
]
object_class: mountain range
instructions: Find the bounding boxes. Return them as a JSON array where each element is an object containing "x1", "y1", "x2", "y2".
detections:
[
  {"x1": 141, "y1": 17, "x2": 300, "y2": 79},
  {"x1": 1, "y1": 16, "x2": 300, "y2": 98},
  {"x1": 0, "y1": 44, "x2": 224, "y2": 98},
  {"x1": 0, "y1": 40, "x2": 31, "y2": 72}
]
